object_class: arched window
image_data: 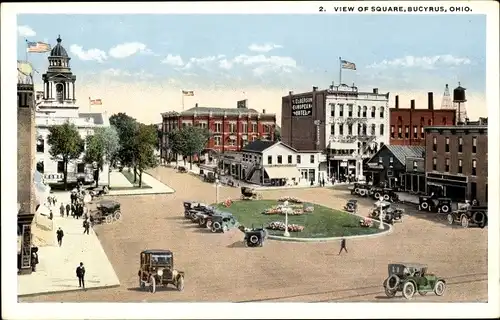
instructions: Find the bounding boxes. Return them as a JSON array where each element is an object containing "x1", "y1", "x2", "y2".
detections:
[
  {"x1": 56, "y1": 83, "x2": 64, "y2": 102},
  {"x1": 362, "y1": 124, "x2": 367, "y2": 135},
  {"x1": 371, "y1": 106, "x2": 376, "y2": 118},
  {"x1": 357, "y1": 106, "x2": 361, "y2": 117},
  {"x1": 380, "y1": 124, "x2": 385, "y2": 135},
  {"x1": 379, "y1": 107, "x2": 385, "y2": 118},
  {"x1": 36, "y1": 161, "x2": 44, "y2": 174},
  {"x1": 371, "y1": 124, "x2": 376, "y2": 135},
  {"x1": 362, "y1": 106, "x2": 367, "y2": 117}
]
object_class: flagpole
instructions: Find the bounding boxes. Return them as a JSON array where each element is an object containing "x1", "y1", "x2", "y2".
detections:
[
  {"x1": 88, "y1": 97, "x2": 91, "y2": 113},
  {"x1": 339, "y1": 57, "x2": 342, "y2": 86},
  {"x1": 25, "y1": 39, "x2": 29, "y2": 62},
  {"x1": 181, "y1": 91, "x2": 185, "y2": 111}
]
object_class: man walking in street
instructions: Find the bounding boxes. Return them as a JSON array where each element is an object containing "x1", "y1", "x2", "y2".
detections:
[
  {"x1": 83, "y1": 219, "x2": 90, "y2": 235},
  {"x1": 338, "y1": 237, "x2": 348, "y2": 255},
  {"x1": 65, "y1": 203, "x2": 70, "y2": 217},
  {"x1": 56, "y1": 227, "x2": 64, "y2": 247},
  {"x1": 76, "y1": 262, "x2": 86, "y2": 289},
  {"x1": 59, "y1": 203, "x2": 65, "y2": 217}
]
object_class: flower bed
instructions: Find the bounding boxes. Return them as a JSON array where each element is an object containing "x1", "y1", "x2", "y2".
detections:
[
  {"x1": 359, "y1": 217, "x2": 374, "y2": 228},
  {"x1": 278, "y1": 197, "x2": 303, "y2": 204},
  {"x1": 266, "y1": 221, "x2": 305, "y2": 232},
  {"x1": 262, "y1": 205, "x2": 306, "y2": 215}
]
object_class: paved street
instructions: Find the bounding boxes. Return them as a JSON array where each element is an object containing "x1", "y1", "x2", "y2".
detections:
[{"x1": 20, "y1": 166, "x2": 488, "y2": 302}]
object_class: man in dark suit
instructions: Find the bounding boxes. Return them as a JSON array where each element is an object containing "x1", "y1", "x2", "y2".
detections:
[
  {"x1": 56, "y1": 227, "x2": 64, "y2": 247},
  {"x1": 338, "y1": 237, "x2": 348, "y2": 255},
  {"x1": 76, "y1": 262, "x2": 86, "y2": 289}
]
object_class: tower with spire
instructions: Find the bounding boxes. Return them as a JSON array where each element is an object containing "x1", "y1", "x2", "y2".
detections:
[{"x1": 440, "y1": 84, "x2": 452, "y2": 110}]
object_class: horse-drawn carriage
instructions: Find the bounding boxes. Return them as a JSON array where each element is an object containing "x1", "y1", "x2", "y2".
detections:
[
  {"x1": 93, "y1": 200, "x2": 122, "y2": 224},
  {"x1": 240, "y1": 187, "x2": 263, "y2": 200}
]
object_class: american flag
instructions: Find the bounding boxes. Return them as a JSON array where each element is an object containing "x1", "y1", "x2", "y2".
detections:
[
  {"x1": 182, "y1": 90, "x2": 195, "y2": 96},
  {"x1": 89, "y1": 98, "x2": 103, "y2": 105},
  {"x1": 341, "y1": 59, "x2": 357, "y2": 70},
  {"x1": 26, "y1": 41, "x2": 51, "y2": 53}
]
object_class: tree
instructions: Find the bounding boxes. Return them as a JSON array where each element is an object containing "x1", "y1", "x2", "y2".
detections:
[
  {"x1": 133, "y1": 123, "x2": 158, "y2": 187},
  {"x1": 47, "y1": 122, "x2": 84, "y2": 190},
  {"x1": 274, "y1": 126, "x2": 281, "y2": 141},
  {"x1": 168, "y1": 129, "x2": 187, "y2": 165},
  {"x1": 109, "y1": 113, "x2": 138, "y2": 168},
  {"x1": 84, "y1": 127, "x2": 120, "y2": 187},
  {"x1": 178, "y1": 126, "x2": 210, "y2": 170}
]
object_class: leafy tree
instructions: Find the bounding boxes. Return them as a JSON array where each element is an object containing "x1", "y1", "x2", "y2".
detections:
[
  {"x1": 178, "y1": 126, "x2": 210, "y2": 170},
  {"x1": 109, "y1": 113, "x2": 138, "y2": 168},
  {"x1": 274, "y1": 126, "x2": 281, "y2": 141},
  {"x1": 84, "y1": 127, "x2": 120, "y2": 187},
  {"x1": 133, "y1": 123, "x2": 159, "y2": 187},
  {"x1": 47, "y1": 122, "x2": 84, "y2": 190},
  {"x1": 167, "y1": 129, "x2": 187, "y2": 165}
]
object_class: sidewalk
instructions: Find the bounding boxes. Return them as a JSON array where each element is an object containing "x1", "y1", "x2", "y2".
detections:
[
  {"x1": 108, "y1": 171, "x2": 175, "y2": 196},
  {"x1": 18, "y1": 192, "x2": 120, "y2": 297},
  {"x1": 109, "y1": 171, "x2": 134, "y2": 188}
]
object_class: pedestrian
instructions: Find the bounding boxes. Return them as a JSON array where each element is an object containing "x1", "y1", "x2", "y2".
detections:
[
  {"x1": 338, "y1": 237, "x2": 348, "y2": 255},
  {"x1": 60, "y1": 203, "x2": 65, "y2": 217},
  {"x1": 56, "y1": 227, "x2": 64, "y2": 246},
  {"x1": 47, "y1": 196, "x2": 51, "y2": 208},
  {"x1": 76, "y1": 262, "x2": 86, "y2": 289},
  {"x1": 66, "y1": 203, "x2": 70, "y2": 217},
  {"x1": 321, "y1": 178, "x2": 325, "y2": 187},
  {"x1": 71, "y1": 203, "x2": 76, "y2": 218},
  {"x1": 49, "y1": 209, "x2": 53, "y2": 220},
  {"x1": 83, "y1": 219, "x2": 90, "y2": 235}
]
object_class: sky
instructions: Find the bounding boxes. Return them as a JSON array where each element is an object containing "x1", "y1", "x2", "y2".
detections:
[{"x1": 17, "y1": 14, "x2": 486, "y2": 124}]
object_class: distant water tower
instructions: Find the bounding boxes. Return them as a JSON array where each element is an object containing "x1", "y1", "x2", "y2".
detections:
[{"x1": 453, "y1": 82, "x2": 468, "y2": 125}]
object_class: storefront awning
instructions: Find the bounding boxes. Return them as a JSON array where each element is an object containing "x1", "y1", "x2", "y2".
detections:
[{"x1": 265, "y1": 166, "x2": 301, "y2": 180}]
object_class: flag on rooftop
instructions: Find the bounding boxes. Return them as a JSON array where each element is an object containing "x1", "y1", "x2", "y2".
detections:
[
  {"x1": 89, "y1": 98, "x2": 103, "y2": 105},
  {"x1": 341, "y1": 59, "x2": 356, "y2": 70},
  {"x1": 182, "y1": 90, "x2": 195, "y2": 96},
  {"x1": 26, "y1": 41, "x2": 51, "y2": 53}
]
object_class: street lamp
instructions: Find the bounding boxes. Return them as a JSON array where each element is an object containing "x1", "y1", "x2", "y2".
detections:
[
  {"x1": 283, "y1": 200, "x2": 290, "y2": 237},
  {"x1": 378, "y1": 196, "x2": 385, "y2": 230},
  {"x1": 214, "y1": 179, "x2": 221, "y2": 204}
]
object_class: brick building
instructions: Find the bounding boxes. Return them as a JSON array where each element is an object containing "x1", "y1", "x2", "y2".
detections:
[
  {"x1": 424, "y1": 121, "x2": 488, "y2": 204},
  {"x1": 390, "y1": 92, "x2": 456, "y2": 146},
  {"x1": 160, "y1": 100, "x2": 276, "y2": 161}
]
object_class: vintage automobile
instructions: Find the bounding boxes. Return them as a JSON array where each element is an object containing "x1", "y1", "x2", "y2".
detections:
[
  {"x1": 177, "y1": 166, "x2": 187, "y2": 173},
  {"x1": 239, "y1": 225, "x2": 268, "y2": 247},
  {"x1": 240, "y1": 187, "x2": 263, "y2": 200},
  {"x1": 344, "y1": 199, "x2": 358, "y2": 213},
  {"x1": 383, "y1": 263, "x2": 446, "y2": 299},
  {"x1": 87, "y1": 185, "x2": 109, "y2": 200},
  {"x1": 209, "y1": 212, "x2": 239, "y2": 233},
  {"x1": 94, "y1": 200, "x2": 121, "y2": 224},
  {"x1": 371, "y1": 187, "x2": 399, "y2": 202},
  {"x1": 350, "y1": 183, "x2": 371, "y2": 197},
  {"x1": 418, "y1": 195, "x2": 452, "y2": 213},
  {"x1": 447, "y1": 206, "x2": 488, "y2": 228},
  {"x1": 195, "y1": 209, "x2": 219, "y2": 228},
  {"x1": 183, "y1": 201, "x2": 213, "y2": 220},
  {"x1": 203, "y1": 172, "x2": 217, "y2": 183},
  {"x1": 138, "y1": 249, "x2": 185, "y2": 293},
  {"x1": 369, "y1": 200, "x2": 404, "y2": 224}
]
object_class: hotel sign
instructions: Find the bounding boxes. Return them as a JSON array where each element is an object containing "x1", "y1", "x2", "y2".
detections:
[{"x1": 291, "y1": 96, "x2": 313, "y2": 117}]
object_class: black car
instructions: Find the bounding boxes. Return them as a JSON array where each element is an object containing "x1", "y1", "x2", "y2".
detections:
[
  {"x1": 344, "y1": 199, "x2": 358, "y2": 213},
  {"x1": 419, "y1": 196, "x2": 452, "y2": 213}
]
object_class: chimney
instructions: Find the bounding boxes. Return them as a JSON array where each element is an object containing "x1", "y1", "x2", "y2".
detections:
[
  {"x1": 395, "y1": 95, "x2": 399, "y2": 109},
  {"x1": 262, "y1": 109, "x2": 266, "y2": 114},
  {"x1": 428, "y1": 92, "x2": 434, "y2": 110},
  {"x1": 289, "y1": 91, "x2": 293, "y2": 95},
  {"x1": 410, "y1": 99, "x2": 415, "y2": 110},
  {"x1": 312, "y1": 86, "x2": 318, "y2": 92},
  {"x1": 195, "y1": 103, "x2": 198, "y2": 108},
  {"x1": 373, "y1": 88, "x2": 378, "y2": 94}
]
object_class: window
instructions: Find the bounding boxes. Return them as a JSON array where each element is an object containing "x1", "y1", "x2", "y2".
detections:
[
  {"x1": 445, "y1": 137, "x2": 450, "y2": 152},
  {"x1": 371, "y1": 124, "x2": 376, "y2": 136},
  {"x1": 428, "y1": 119, "x2": 432, "y2": 126},
  {"x1": 77, "y1": 163, "x2": 85, "y2": 173},
  {"x1": 348, "y1": 124, "x2": 353, "y2": 135},
  {"x1": 214, "y1": 136, "x2": 221, "y2": 146},
  {"x1": 371, "y1": 106, "x2": 376, "y2": 118},
  {"x1": 362, "y1": 124, "x2": 367, "y2": 136},
  {"x1": 404, "y1": 126, "x2": 409, "y2": 139},
  {"x1": 310, "y1": 155, "x2": 315, "y2": 163},
  {"x1": 433, "y1": 137, "x2": 437, "y2": 152},
  {"x1": 472, "y1": 159, "x2": 477, "y2": 175},
  {"x1": 330, "y1": 104, "x2": 335, "y2": 117},
  {"x1": 57, "y1": 161, "x2": 65, "y2": 173},
  {"x1": 378, "y1": 156, "x2": 383, "y2": 163},
  {"x1": 458, "y1": 159, "x2": 463, "y2": 174},
  {"x1": 215, "y1": 123, "x2": 222, "y2": 133},
  {"x1": 398, "y1": 126, "x2": 402, "y2": 138},
  {"x1": 413, "y1": 160, "x2": 418, "y2": 171},
  {"x1": 458, "y1": 137, "x2": 463, "y2": 152},
  {"x1": 229, "y1": 138, "x2": 236, "y2": 146},
  {"x1": 357, "y1": 124, "x2": 361, "y2": 135},
  {"x1": 331, "y1": 125, "x2": 335, "y2": 136},
  {"x1": 296, "y1": 155, "x2": 301, "y2": 164},
  {"x1": 36, "y1": 161, "x2": 44, "y2": 173},
  {"x1": 36, "y1": 138, "x2": 44, "y2": 153},
  {"x1": 200, "y1": 123, "x2": 207, "y2": 129},
  {"x1": 348, "y1": 105, "x2": 353, "y2": 117},
  {"x1": 56, "y1": 83, "x2": 63, "y2": 103},
  {"x1": 420, "y1": 126, "x2": 424, "y2": 138},
  {"x1": 389, "y1": 157, "x2": 394, "y2": 164},
  {"x1": 242, "y1": 123, "x2": 248, "y2": 133},
  {"x1": 357, "y1": 106, "x2": 361, "y2": 117},
  {"x1": 339, "y1": 124, "x2": 344, "y2": 136},
  {"x1": 252, "y1": 123, "x2": 257, "y2": 133},
  {"x1": 472, "y1": 137, "x2": 477, "y2": 153},
  {"x1": 413, "y1": 126, "x2": 417, "y2": 138},
  {"x1": 287, "y1": 155, "x2": 292, "y2": 164},
  {"x1": 379, "y1": 107, "x2": 384, "y2": 118},
  {"x1": 390, "y1": 125, "x2": 395, "y2": 138},
  {"x1": 432, "y1": 158, "x2": 437, "y2": 171},
  {"x1": 380, "y1": 124, "x2": 384, "y2": 135},
  {"x1": 267, "y1": 156, "x2": 272, "y2": 164},
  {"x1": 229, "y1": 123, "x2": 236, "y2": 133},
  {"x1": 362, "y1": 106, "x2": 367, "y2": 117},
  {"x1": 277, "y1": 155, "x2": 283, "y2": 164},
  {"x1": 339, "y1": 105, "x2": 344, "y2": 117},
  {"x1": 445, "y1": 158, "x2": 450, "y2": 172}
]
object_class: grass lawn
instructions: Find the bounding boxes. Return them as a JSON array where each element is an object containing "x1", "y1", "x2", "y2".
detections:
[
  {"x1": 120, "y1": 170, "x2": 151, "y2": 189},
  {"x1": 214, "y1": 200, "x2": 386, "y2": 238}
]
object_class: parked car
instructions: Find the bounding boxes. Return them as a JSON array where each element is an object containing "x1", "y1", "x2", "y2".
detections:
[
  {"x1": 371, "y1": 187, "x2": 399, "y2": 202},
  {"x1": 369, "y1": 200, "x2": 404, "y2": 224},
  {"x1": 343, "y1": 199, "x2": 358, "y2": 213},
  {"x1": 447, "y1": 206, "x2": 488, "y2": 228},
  {"x1": 240, "y1": 187, "x2": 263, "y2": 200},
  {"x1": 383, "y1": 263, "x2": 446, "y2": 299},
  {"x1": 94, "y1": 200, "x2": 121, "y2": 224},
  {"x1": 418, "y1": 195, "x2": 452, "y2": 213},
  {"x1": 240, "y1": 225, "x2": 268, "y2": 247},
  {"x1": 183, "y1": 201, "x2": 213, "y2": 220},
  {"x1": 137, "y1": 249, "x2": 185, "y2": 293},
  {"x1": 350, "y1": 183, "x2": 371, "y2": 197},
  {"x1": 209, "y1": 212, "x2": 239, "y2": 233}
]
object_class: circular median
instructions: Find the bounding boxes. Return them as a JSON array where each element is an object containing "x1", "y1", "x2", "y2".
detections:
[{"x1": 214, "y1": 199, "x2": 389, "y2": 240}]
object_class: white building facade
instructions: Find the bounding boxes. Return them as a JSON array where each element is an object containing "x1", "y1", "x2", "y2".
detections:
[
  {"x1": 324, "y1": 85, "x2": 390, "y2": 181},
  {"x1": 34, "y1": 36, "x2": 110, "y2": 186}
]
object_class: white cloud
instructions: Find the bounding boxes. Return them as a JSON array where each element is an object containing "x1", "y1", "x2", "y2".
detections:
[
  {"x1": 368, "y1": 55, "x2": 472, "y2": 69},
  {"x1": 183, "y1": 56, "x2": 218, "y2": 70},
  {"x1": 17, "y1": 25, "x2": 36, "y2": 37},
  {"x1": 218, "y1": 59, "x2": 233, "y2": 70},
  {"x1": 108, "y1": 42, "x2": 152, "y2": 59},
  {"x1": 101, "y1": 68, "x2": 153, "y2": 80},
  {"x1": 248, "y1": 43, "x2": 283, "y2": 53},
  {"x1": 69, "y1": 44, "x2": 108, "y2": 63},
  {"x1": 161, "y1": 54, "x2": 184, "y2": 66},
  {"x1": 232, "y1": 54, "x2": 297, "y2": 75}
]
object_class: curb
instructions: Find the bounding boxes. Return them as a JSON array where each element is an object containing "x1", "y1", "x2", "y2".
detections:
[
  {"x1": 18, "y1": 283, "x2": 120, "y2": 298},
  {"x1": 107, "y1": 190, "x2": 175, "y2": 197}
]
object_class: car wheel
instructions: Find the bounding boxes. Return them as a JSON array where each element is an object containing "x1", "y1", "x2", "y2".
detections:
[
  {"x1": 386, "y1": 275, "x2": 400, "y2": 290},
  {"x1": 359, "y1": 189, "x2": 367, "y2": 197},
  {"x1": 402, "y1": 282, "x2": 415, "y2": 300},
  {"x1": 460, "y1": 215, "x2": 469, "y2": 228},
  {"x1": 383, "y1": 194, "x2": 390, "y2": 201},
  {"x1": 176, "y1": 276, "x2": 185, "y2": 291},
  {"x1": 206, "y1": 220, "x2": 213, "y2": 229},
  {"x1": 383, "y1": 279, "x2": 396, "y2": 297},
  {"x1": 249, "y1": 235, "x2": 259, "y2": 245},
  {"x1": 198, "y1": 218, "x2": 206, "y2": 227},
  {"x1": 114, "y1": 211, "x2": 122, "y2": 221},
  {"x1": 105, "y1": 215, "x2": 113, "y2": 224},
  {"x1": 447, "y1": 214, "x2": 454, "y2": 225},
  {"x1": 421, "y1": 202, "x2": 429, "y2": 210},
  {"x1": 150, "y1": 276, "x2": 156, "y2": 293},
  {"x1": 374, "y1": 192, "x2": 381, "y2": 200},
  {"x1": 480, "y1": 215, "x2": 488, "y2": 229},
  {"x1": 434, "y1": 280, "x2": 446, "y2": 296},
  {"x1": 139, "y1": 277, "x2": 145, "y2": 290},
  {"x1": 440, "y1": 204, "x2": 450, "y2": 213}
]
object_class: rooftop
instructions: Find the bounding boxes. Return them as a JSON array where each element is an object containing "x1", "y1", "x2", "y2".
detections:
[
  {"x1": 385, "y1": 145, "x2": 426, "y2": 164},
  {"x1": 242, "y1": 140, "x2": 277, "y2": 153}
]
